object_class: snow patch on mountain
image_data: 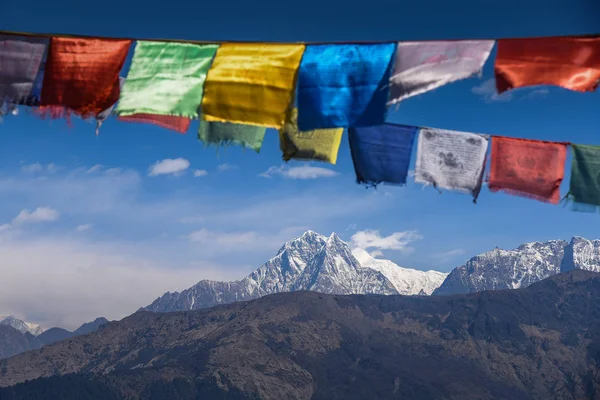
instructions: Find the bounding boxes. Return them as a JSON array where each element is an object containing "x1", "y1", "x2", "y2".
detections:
[
  {"x1": 0, "y1": 316, "x2": 44, "y2": 336},
  {"x1": 434, "y1": 236, "x2": 600, "y2": 296},
  {"x1": 352, "y1": 248, "x2": 448, "y2": 295}
]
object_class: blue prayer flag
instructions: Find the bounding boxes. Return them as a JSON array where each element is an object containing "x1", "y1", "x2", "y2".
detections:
[
  {"x1": 348, "y1": 123, "x2": 418, "y2": 186},
  {"x1": 296, "y1": 43, "x2": 396, "y2": 131}
]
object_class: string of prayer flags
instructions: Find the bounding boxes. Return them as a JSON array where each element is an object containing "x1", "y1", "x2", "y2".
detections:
[
  {"x1": 567, "y1": 144, "x2": 600, "y2": 212},
  {"x1": 296, "y1": 43, "x2": 396, "y2": 131},
  {"x1": 488, "y1": 136, "x2": 567, "y2": 204},
  {"x1": 118, "y1": 114, "x2": 191, "y2": 134},
  {"x1": 198, "y1": 120, "x2": 266, "y2": 152},
  {"x1": 279, "y1": 108, "x2": 343, "y2": 164},
  {"x1": 495, "y1": 37, "x2": 600, "y2": 94},
  {"x1": 388, "y1": 40, "x2": 494, "y2": 105},
  {"x1": 40, "y1": 37, "x2": 131, "y2": 118},
  {"x1": 0, "y1": 35, "x2": 47, "y2": 111},
  {"x1": 415, "y1": 128, "x2": 489, "y2": 202},
  {"x1": 201, "y1": 43, "x2": 305, "y2": 129},
  {"x1": 348, "y1": 123, "x2": 417, "y2": 186},
  {"x1": 116, "y1": 42, "x2": 218, "y2": 119}
]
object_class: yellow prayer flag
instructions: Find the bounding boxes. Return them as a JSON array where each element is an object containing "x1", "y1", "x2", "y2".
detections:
[
  {"x1": 201, "y1": 43, "x2": 305, "y2": 129},
  {"x1": 279, "y1": 108, "x2": 343, "y2": 165}
]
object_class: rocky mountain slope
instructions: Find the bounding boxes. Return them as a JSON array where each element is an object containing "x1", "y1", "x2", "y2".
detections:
[
  {"x1": 434, "y1": 236, "x2": 600, "y2": 295},
  {"x1": 0, "y1": 270, "x2": 599, "y2": 400},
  {"x1": 144, "y1": 231, "x2": 447, "y2": 313},
  {"x1": 0, "y1": 318, "x2": 108, "y2": 360}
]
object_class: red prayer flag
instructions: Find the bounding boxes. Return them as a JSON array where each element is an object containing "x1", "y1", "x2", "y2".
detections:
[
  {"x1": 488, "y1": 136, "x2": 568, "y2": 204},
  {"x1": 495, "y1": 36, "x2": 600, "y2": 93},
  {"x1": 118, "y1": 114, "x2": 191, "y2": 134},
  {"x1": 40, "y1": 37, "x2": 131, "y2": 118}
]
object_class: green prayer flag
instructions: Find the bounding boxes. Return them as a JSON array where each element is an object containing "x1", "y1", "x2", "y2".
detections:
[
  {"x1": 569, "y1": 144, "x2": 600, "y2": 211},
  {"x1": 116, "y1": 41, "x2": 218, "y2": 119},
  {"x1": 198, "y1": 121, "x2": 266, "y2": 153}
]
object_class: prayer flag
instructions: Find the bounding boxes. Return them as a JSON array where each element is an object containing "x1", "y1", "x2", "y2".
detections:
[
  {"x1": 568, "y1": 144, "x2": 600, "y2": 211},
  {"x1": 415, "y1": 128, "x2": 489, "y2": 202},
  {"x1": 296, "y1": 43, "x2": 396, "y2": 130},
  {"x1": 118, "y1": 113, "x2": 191, "y2": 134},
  {"x1": 279, "y1": 108, "x2": 343, "y2": 164},
  {"x1": 348, "y1": 123, "x2": 417, "y2": 186},
  {"x1": 116, "y1": 41, "x2": 218, "y2": 119},
  {"x1": 0, "y1": 35, "x2": 47, "y2": 108},
  {"x1": 388, "y1": 40, "x2": 494, "y2": 105},
  {"x1": 488, "y1": 136, "x2": 567, "y2": 204},
  {"x1": 495, "y1": 37, "x2": 600, "y2": 93},
  {"x1": 198, "y1": 120, "x2": 266, "y2": 152},
  {"x1": 201, "y1": 43, "x2": 305, "y2": 129},
  {"x1": 40, "y1": 37, "x2": 131, "y2": 118}
]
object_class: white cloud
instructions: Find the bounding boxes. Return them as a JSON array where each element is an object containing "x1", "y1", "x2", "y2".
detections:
[
  {"x1": 12, "y1": 207, "x2": 60, "y2": 225},
  {"x1": 21, "y1": 163, "x2": 43, "y2": 173},
  {"x1": 435, "y1": 249, "x2": 466, "y2": 262},
  {"x1": 522, "y1": 88, "x2": 549, "y2": 99},
  {"x1": 21, "y1": 163, "x2": 61, "y2": 174},
  {"x1": 217, "y1": 163, "x2": 236, "y2": 172},
  {"x1": 472, "y1": 79, "x2": 550, "y2": 103},
  {"x1": 193, "y1": 169, "x2": 208, "y2": 177},
  {"x1": 178, "y1": 216, "x2": 204, "y2": 224},
  {"x1": 350, "y1": 229, "x2": 422, "y2": 254},
  {"x1": 76, "y1": 224, "x2": 93, "y2": 232},
  {"x1": 260, "y1": 165, "x2": 338, "y2": 180},
  {"x1": 471, "y1": 79, "x2": 513, "y2": 102},
  {"x1": 188, "y1": 226, "x2": 308, "y2": 252},
  {"x1": 370, "y1": 249, "x2": 384, "y2": 258},
  {"x1": 86, "y1": 164, "x2": 103, "y2": 173},
  {"x1": 0, "y1": 237, "x2": 208, "y2": 330},
  {"x1": 148, "y1": 158, "x2": 190, "y2": 177},
  {"x1": 189, "y1": 228, "x2": 258, "y2": 245}
]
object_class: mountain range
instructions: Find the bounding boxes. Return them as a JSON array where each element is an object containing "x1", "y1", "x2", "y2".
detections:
[
  {"x1": 0, "y1": 317, "x2": 108, "y2": 360},
  {"x1": 144, "y1": 231, "x2": 600, "y2": 314},
  {"x1": 144, "y1": 231, "x2": 448, "y2": 313},
  {"x1": 1, "y1": 270, "x2": 599, "y2": 399},
  {"x1": 434, "y1": 236, "x2": 600, "y2": 295}
]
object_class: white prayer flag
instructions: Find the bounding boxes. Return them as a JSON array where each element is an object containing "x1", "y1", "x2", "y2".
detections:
[
  {"x1": 388, "y1": 40, "x2": 495, "y2": 105},
  {"x1": 415, "y1": 128, "x2": 489, "y2": 201}
]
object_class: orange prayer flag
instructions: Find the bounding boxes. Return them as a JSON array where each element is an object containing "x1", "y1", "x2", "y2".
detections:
[
  {"x1": 488, "y1": 136, "x2": 568, "y2": 204},
  {"x1": 118, "y1": 114, "x2": 190, "y2": 134},
  {"x1": 495, "y1": 36, "x2": 600, "y2": 94},
  {"x1": 40, "y1": 37, "x2": 131, "y2": 118}
]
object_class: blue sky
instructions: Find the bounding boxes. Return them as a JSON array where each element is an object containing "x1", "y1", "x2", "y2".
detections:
[{"x1": 0, "y1": 0, "x2": 599, "y2": 328}]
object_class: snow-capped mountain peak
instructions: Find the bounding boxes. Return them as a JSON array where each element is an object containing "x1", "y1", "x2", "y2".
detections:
[
  {"x1": 352, "y1": 248, "x2": 448, "y2": 295},
  {"x1": 433, "y1": 236, "x2": 600, "y2": 296},
  {"x1": 0, "y1": 315, "x2": 45, "y2": 336},
  {"x1": 144, "y1": 230, "x2": 444, "y2": 313}
]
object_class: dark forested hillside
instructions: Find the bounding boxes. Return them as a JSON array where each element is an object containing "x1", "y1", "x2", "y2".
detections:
[{"x1": 1, "y1": 270, "x2": 600, "y2": 400}]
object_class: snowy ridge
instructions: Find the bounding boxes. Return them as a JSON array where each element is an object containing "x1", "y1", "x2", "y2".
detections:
[
  {"x1": 144, "y1": 230, "x2": 441, "y2": 313},
  {"x1": 434, "y1": 236, "x2": 600, "y2": 296},
  {"x1": 0, "y1": 316, "x2": 45, "y2": 336},
  {"x1": 352, "y1": 248, "x2": 448, "y2": 295}
]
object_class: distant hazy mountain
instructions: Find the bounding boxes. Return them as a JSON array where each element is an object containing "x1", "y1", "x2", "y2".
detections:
[
  {"x1": 0, "y1": 317, "x2": 108, "y2": 360},
  {"x1": 1, "y1": 270, "x2": 599, "y2": 400},
  {"x1": 434, "y1": 236, "x2": 600, "y2": 295},
  {"x1": 0, "y1": 316, "x2": 44, "y2": 336},
  {"x1": 144, "y1": 231, "x2": 447, "y2": 313}
]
